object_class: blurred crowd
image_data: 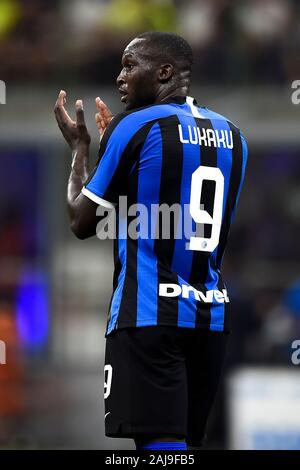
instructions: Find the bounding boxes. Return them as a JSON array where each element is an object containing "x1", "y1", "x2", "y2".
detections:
[
  {"x1": 223, "y1": 147, "x2": 300, "y2": 367},
  {"x1": 1, "y1": 0, "x2": 300, "y2": 450},
  {"x1": 0, "y1": 0, "x2": 300, "y2": 85}
]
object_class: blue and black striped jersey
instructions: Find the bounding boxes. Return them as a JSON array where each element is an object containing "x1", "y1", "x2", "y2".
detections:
[{"x1": 82, "y1": 96, "x2": 248, "y2": 336}]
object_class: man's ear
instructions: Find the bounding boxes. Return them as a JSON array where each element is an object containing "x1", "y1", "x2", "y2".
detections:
[{"x1": 158, "y1": 63, "x2": 174, "y2": 82}]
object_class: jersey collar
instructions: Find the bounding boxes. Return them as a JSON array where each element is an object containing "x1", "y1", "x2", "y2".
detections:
[{"x1": 160, "y1": 95, "x2": 198, "y2": 106}]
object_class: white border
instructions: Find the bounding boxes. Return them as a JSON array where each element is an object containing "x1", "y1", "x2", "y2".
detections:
[
  {"x1": 186, "y1": 96, "x2": 205, "y2": 118},
  {"x1": 81, "y1": 187, "x2": 116, "y2": 209}
]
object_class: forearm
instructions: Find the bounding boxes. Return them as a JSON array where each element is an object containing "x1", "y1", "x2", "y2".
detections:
[
  {"x1": 55, "y1": 92, "x2": 100, "y2": 238},
  {"x1": 67, "y1": 143, "x2": 90, "y2": 222}
]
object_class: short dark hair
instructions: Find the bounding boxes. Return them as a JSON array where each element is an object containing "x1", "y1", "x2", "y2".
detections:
[{"x1": 136, "y1": 31, "x2": 193, "y2": 73}]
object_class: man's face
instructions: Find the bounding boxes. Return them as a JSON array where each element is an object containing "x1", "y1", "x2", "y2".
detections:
[{"x1": 116, "y1": 38, "x2": 159, "y2": 110}]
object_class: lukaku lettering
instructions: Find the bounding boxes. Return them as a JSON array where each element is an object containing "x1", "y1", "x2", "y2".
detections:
[{"x1": 178, "y1": 124, "x2": 233, "y2": 149}]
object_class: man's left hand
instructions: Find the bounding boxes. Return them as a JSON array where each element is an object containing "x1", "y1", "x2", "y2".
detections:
[{"x1": 95, "y1": 97, "x2": 114, "y2": 140}]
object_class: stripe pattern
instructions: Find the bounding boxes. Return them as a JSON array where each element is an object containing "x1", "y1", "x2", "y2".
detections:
[{"x1": 83, "y1": 97, "x2": 248, "y2": 336}]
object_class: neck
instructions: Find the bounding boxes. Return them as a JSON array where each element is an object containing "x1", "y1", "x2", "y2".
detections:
[{"x1": 155, "y1": 84, "x2": 189, "y2": 105}]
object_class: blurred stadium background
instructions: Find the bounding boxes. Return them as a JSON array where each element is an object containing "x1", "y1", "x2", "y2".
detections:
[{"x1": 1, "y1": 0, "x2": 300, "y2": 450}]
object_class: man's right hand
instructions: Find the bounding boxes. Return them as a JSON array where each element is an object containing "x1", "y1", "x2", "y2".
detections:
[{"x1": 54, "y1": 90, "x2": 91, "y2": 151}]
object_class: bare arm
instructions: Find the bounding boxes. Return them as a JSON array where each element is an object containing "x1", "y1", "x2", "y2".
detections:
[{"x1": 54, "y1": 90, "x2": 113, "y2": 239}]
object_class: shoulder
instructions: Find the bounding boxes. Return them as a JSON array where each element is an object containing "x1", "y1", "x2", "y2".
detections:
[
  {"x1": 105, "y1": 103, "x2": 179, "y2": 139},
  {"x1": 98, "y1": 105, "x2": 167, "y2": 158},
  {"x1": 199, "y1": 106, "x2": 245, "y2": 135},
  {"x1": 199, "y1": 105, "x2": 248, "y2": 155}
]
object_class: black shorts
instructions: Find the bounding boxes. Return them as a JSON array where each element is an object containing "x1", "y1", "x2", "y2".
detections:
[{"x1": 104, "y1": 326, "x2": 228, "y2": 447}]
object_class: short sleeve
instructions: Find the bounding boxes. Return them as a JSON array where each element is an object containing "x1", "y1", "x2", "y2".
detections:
[{"x1": 82, "y1": 111, "x2": 146, "y2": 207}]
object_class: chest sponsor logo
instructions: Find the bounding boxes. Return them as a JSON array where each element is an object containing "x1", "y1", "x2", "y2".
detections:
[{"x1": 159, "y1": 283, "x2": 230, "y2": 303}]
